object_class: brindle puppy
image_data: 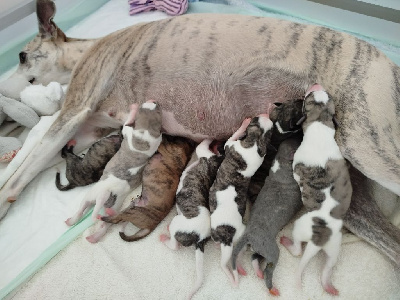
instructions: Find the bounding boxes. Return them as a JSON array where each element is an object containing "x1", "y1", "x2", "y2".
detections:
[
  {"x1": 248, "y1": 99, "x2": 303, "y2": 203},
  {"x1": 55, "y1": 132, "x2": 122, "y2": 191},
  {"x1": 209, "y1": 115, "x2": 273, "y2": 286},
  {"x1": 101, "y1": 135, "x2": 195, "y2": 241},
  {"x1": 160, "y1": 139, "x2": 224, "y2": 299}
]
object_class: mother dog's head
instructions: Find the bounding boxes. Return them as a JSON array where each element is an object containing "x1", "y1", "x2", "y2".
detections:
[{"x1": 9, "y1": 0, "x2": 90, "y2": 86}]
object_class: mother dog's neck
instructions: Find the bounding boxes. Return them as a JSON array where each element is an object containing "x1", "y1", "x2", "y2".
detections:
[{"x1": 61, "y1": 38, "x2": 97, "y2": 81}]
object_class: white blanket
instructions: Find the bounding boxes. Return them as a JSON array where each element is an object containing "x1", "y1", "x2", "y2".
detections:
[{"x1": 1, "y1": 1, "x2": 400, "y2": 299}]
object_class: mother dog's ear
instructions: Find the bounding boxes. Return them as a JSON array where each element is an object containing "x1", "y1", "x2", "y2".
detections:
[{"x1": 37, "y1": 0, "x2": 59, "y2": 39}]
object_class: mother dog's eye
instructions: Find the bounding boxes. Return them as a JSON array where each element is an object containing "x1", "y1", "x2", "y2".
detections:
[{"x1": 19, "y1": 52, "x2": 27, "y2": 64}]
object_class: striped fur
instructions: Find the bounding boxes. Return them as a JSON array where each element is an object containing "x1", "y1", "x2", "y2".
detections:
[{"x1": 0, "y1": 2, "x2": 399, "y2": 267}]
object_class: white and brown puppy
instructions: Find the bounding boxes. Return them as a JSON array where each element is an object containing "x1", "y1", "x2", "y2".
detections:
[
  {"x1": 209, "y1": 115, "x2": 273, "y2": 285},
  {"x1": 160, "y1": 139, "x2": 224, "y2": 299},
  {"x1": 281, "y1": 85, "x2": 352, "y2": 296},
  {"x1": 65, "y1": 101, "x2": 162, "y2": 243}
]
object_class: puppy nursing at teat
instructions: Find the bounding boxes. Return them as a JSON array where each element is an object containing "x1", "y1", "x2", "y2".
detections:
[
  {"x1": 209, "y1": 115, "x2": 273, "y2": 286},
  {"x1": 101, "y1": 135, "x2": 195, "y2": 242},
  {"x1": 55, "y1": 132, "x2": 122, "y2": 191},
  {"x1": 160, "y1": 139, "x2": 224, "y2": 299},
  {"x1": 281, "y1": 85, "x2": 352, "y2": 296},
  {"x1": 232, "y1": 137, "x2": 302, "y2": 297},
  {"x1": 65, "y1": 101, "x2": 162, "y2": 243}
]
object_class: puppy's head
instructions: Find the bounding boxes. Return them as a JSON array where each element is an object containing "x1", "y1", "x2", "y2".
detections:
[
  {"x1": 270, "y1": 99, "x2": 304, "y2": 135},
  {"x1": 300, "y1": 86, "x2": 336, "y2": 129},
  {"x1": 238, "y1": 115, "x2": 273, "y2": 157},
  {"x1": 131, "y1": 101, "x2": 162, "y2": 138}
]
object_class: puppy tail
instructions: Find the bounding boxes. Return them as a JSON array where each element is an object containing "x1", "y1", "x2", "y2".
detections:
[
  {"x1": 55, "y1": 172, "x2": 75, "y2": 191},
  {"x1": 101, "y1": 214, "x2": 123, "y2": 224},
  {"x1": 231, "y1": 233, "x2": 248, "y2": 270},
  {"x1": 119, "y1": 228, "x2": 151, "y2": 242},
  {"x1": 344, "y1": 165, "x2": 400, "y2": 266}
]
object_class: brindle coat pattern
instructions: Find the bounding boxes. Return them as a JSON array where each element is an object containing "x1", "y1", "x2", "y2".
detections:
[
  {"x1": 210, "y1": 117, "x2": 272, "y2": 244},
  {"x1": 1, "y1": 1, "x2": 400, "y2": 267},
  {"x1": 102, "y1": 135, "x2": 195, "y2": 242},
  {"x1": 55, "y1": 132, "x2": 122, "y2": 191},
  {"x1": 173, "y1": 148, "x2": 224, "y2": 248}
]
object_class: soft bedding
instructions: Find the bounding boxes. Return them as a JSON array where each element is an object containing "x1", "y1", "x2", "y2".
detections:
[{"x1": 1, "y1": 0, "x2": 400, "y2": 299}]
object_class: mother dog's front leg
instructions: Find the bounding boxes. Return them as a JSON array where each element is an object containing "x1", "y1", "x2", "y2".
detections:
[{"x1": 0, "y1": 107, "x2": 92, "y2": 219}]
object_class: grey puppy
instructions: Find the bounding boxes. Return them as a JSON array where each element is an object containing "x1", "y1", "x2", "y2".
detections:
[
  {"x1": 55, "y1": 132, "x2": 122, "y2": 191},
  {"x1": 232, "y1": 137, "x2": 302, "y2": 296},
  {"x1": 248, "y1": 99, "x2": 304, "y2": 203}
]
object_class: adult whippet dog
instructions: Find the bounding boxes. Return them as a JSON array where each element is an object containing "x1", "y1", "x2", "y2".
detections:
[{"x1": 1, "y1": 0, "x2": 400, "y2": 266}]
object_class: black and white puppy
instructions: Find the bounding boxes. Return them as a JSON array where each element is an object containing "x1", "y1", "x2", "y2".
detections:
[
  {"x1": 209, "y1": 115, "x2": 273, "y2": 285},
  {"x1": 160, "y1": 139, "x2": 224, "y2": 299}
]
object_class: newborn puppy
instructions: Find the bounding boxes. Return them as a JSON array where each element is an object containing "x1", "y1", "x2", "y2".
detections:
[
  {"x1": 160, "y1": 139, "x2": 224, "y2": 299},
  {"x1": 248, "y1": 99, "x2": 304, "y2": 203},
  {"x1": 65, "y1": 101, "x2": 162, "y2": 243},
  {"x1": 55, "y1": 132, "x2": 122, "y2": 191},
  {"x1": 231, "y1": 137, "x2": 302, "y2": 296},
  {"x1": 101, "y1": 135, "x2": 195, "y2": 241},
  {"x1": 281, "y1": 85, "x2": 352, "y2": 296},
  {"x1": 209, "y1": 115, "x2": 273, "y2": 285}
]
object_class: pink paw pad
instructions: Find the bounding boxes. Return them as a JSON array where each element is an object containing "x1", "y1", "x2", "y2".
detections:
[
  {"x1": 257, "y1": 269, "x2": 264, "y2": 279},
  {"x1": 96, "y1": 215, "x2": 102, "y2": 220},
  {"x1": 325, "y1": 284, "x2": 339, "y2": 296},
  {"x1": 280, "y1": 236, "x2": 293, "y2": 247},
  {"x1": 269, "y1": 287, "x2": 280, "y2": 296},
  {"x1": 86, "y1": 235, "x2": 97, "y2": 244},
  {"x1": 237, "y1": 266, "x2": 247, "y2": 276},
  {"x1": 105, "y1": 208, "x2": 116, "y2": 216},
  {"x1": 160, "y1": 234, "x2": 169, "y2": 243}
]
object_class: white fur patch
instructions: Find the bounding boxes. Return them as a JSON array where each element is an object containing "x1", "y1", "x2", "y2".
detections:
[
  {"x1": 271, "y1": 160, "x2": 280, "y2": 173},
  {"x1": 91, "y1": 174, "x2": 131, "y2": 219},
  {"x1": 141, "y1": 102, "x2": 157, "y2": 110},
  {"x1": 196, "y1": 139, "x2": 214, "y2": 159},
  {"x1": 275, "y1": 122, "x2": 290, "y2": 134},
  {"x1": 176, "y1": 160, "x2": 199, "y2": 194},
  {"x1": 122, "y1": 126, "x2": 162, "y2": 156},
  {"x1": 292, "y1": 187, "x2": 343, "y2": 247},
  {"x1": 258, "y1": 117, "x2": 273, "y2": 132},
  {"x1": 313, "y1": 91, "x2": 329, "y2": 104},
  {"x1": 293, "y1": 122, "x2": 343, "y2": 168},
  {"x1": 170, "y1": 206, "x2": 211, "y2": 241},
  {"x1": 210, "y1": 185, "x2": 246, "y2": 243},
  {"x1": 225, "y1": 141, "x2": 264, "y2": 178},
  {"x1": 128, "y1": 164, "x2": 145, "y2": 176}
]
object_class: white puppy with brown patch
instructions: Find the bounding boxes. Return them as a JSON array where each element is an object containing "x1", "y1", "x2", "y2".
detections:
[{"x1": 281, "y1": 85, "x2": 352, "y2": 296}]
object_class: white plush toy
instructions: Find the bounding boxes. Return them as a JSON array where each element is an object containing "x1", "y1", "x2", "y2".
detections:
[{"x1": 0, "y1": 78, "x2": 64, "y2": 162}]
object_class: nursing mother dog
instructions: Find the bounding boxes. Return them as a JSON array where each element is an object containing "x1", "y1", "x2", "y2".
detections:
[{"x1": 1, "y1": 0, "x2": 400, "y2": 267}]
